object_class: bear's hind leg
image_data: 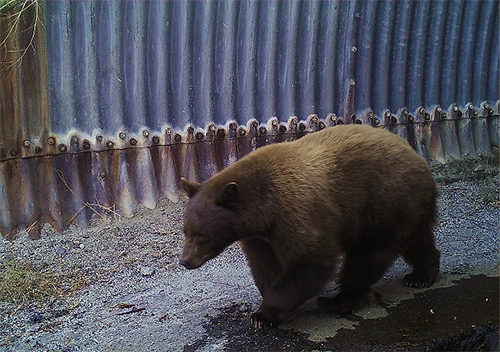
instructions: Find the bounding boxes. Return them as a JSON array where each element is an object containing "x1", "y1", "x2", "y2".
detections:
[
  {"x1": 319, "y1": 245, "x2": 397, "y2": 314},
  {"x1": 402, "y1": 230, "x2": 440, "y2": 288}
]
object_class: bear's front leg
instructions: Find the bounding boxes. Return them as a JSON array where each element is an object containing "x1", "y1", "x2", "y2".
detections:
[
  {"x1": 250, "y1": 262, "x2": 334, "y2": 330},
  {"x1": 250, "y1": 302, "x2": 292, "y2": 330}
]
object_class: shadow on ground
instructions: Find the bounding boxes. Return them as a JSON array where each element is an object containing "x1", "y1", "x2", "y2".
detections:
[{"x1": 185, "y1": 275, "x2": 499, "y2": 352}]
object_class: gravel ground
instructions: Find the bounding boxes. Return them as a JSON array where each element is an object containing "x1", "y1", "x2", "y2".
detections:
[{"x1": 0, "y1": 156, "x2": 498, "y2": 352}]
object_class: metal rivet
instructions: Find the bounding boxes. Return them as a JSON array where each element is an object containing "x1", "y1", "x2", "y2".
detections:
[
  {"x1": 279, "y1": 125, "x2": 287, "y2": 134},
  {"x1": 229, "y1": 122, "x2": 237, "y2": 130},
  {"x1": 238, "y1": 128, "x2": 246, "y2": 137},
  {"x1": 119, "y1": 132, "x2": 126, "y2": 139},
  {"x1": 252, "y1": 121, "x2": 259, "y2": 128},
  {"x1": 354, "y1": 12, "x2": 360, "y2": 19},
  {"x1": 106, "y1": 141, "x2": 114, "y2": 148},
  {"x1": 23, "y1": 140, "x2": 30, "y2": 148},
  {"x1": 299, "y1": 123, "x2": 306, "y2": 131},
  {"x1": 187, "y1": 127, "x2": 194, "y2": 134},
  {"x1": 402, "y1": 109, "x2": 408, "y2": 116},
  {"x1": 384, "y1": 111, "x2": 391, "y2": 118},
  {"x1": 436, "y1": 107, "x2": 442, "y2": 114},
  {"x1": 350, "y1": 47, "x2": 357, "y2": 54},
  {"x1": 97, "y1": 135, "x2": 103, "y2": 142},
  {"x1": 373, "y1": 118, "x2": 380, "y2": 126},
  {"x1": 83, "y1": 140, "x2": 91, "y2": 150},
  {"x1": 195, "y1": 132, "x2": 204, "y2": 141},
  {"x1": 349, "y1": 79, "x2": 356, "y2": 87},
  {"x1": 425, "y1": 113, "x2": 430, "y2": 120},
  {"x1": 217, "y1": 129, "x2": 226, "y2": 139},
  {"x1": 47, "y1": 137, "x2": 55, "y2": 145},
  {"x1": 143, "y1": 130, "x2": 150, "y2": 138},
  {"x1": 174, "y1": 134, "x2": 182, "y2": 143},
  {"x1": 473, "y1": 109, "x2": 478, "y2": 116},
  {"x1": 152, "y1": 136, "x2": 160, "y2": 145},
  {"x1": 441, "y1": 113, "x2": 447, "y2": 119},
  {"x1": 100, "y1": 172, "x2": 106, "y2": 180},
  {"x1": 165, "y1": 128, "x2": 172, "y2": 135},
  {"x1": 130, "y1": 138, "x2": 137, "y2": 146},
  {"x1": 467, "y1": 103, "x2": 474, "y2": 110},
  {"x1": 453, "y1": 106, "x2": 459, "y2": 112},
  {"x1": 419, "y1": 108, "x2": 425, "y2": 115},
  {"x1": 271, "y1": 120, "x2": 278, "y2": 128},
  {"x1": 35, "y1": 146, "x2": 42, "y2": 154},
  {"x1": 259, "y1": 126, "x2": 267, "y2": 135},
  {"x1": 71, "y1": 136, "x2": 79, "y2": 144},
  {"x1": 59, "y1": 144, "x2": 67, "y2": 153},
  {"x1": 408, "y1": 115, "x2": 415, "y2": 123},
  {"x1": 291, "y1": 117, "x2": 298, "y2": 125}
]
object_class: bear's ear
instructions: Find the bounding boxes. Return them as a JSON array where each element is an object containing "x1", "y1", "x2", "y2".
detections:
[
  {"x1": 180, "y1": 177, "x2": 201, "y2": 198},
  {"x1": 218, "y1": 182, "x2": 240, "y2": 210}
]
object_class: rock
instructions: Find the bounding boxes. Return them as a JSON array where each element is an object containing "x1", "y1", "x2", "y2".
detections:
[{"x1": 140, "y1": 266, "x2": 155, "y2": 277}]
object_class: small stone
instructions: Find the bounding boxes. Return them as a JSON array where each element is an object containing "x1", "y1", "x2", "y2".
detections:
[
  {"x1": 30, "y1": 312, "x2": 44, "y2": 323},
  {"x1": 140, "y1": 266, "x2": 155, "y2": 277},
  {"x1": 79, "y1": 244, "x2": 85, "y2": 249},
  {"x1": 55, "y1": 246, "x2": 66, "y2": 255}
]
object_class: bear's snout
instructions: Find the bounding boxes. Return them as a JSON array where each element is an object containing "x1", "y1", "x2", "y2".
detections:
[{"x1": 179, "y1": 257, "x2": 196, "y2": 269}]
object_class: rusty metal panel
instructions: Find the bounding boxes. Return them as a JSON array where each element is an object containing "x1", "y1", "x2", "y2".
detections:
[{"x1": 0, "y1": 0, "x2": 499, "y2": 240}]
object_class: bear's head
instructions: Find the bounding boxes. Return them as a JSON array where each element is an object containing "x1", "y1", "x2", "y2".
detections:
[{"x1": 179, "y1": 177, "x2": 242, "y2": 269}]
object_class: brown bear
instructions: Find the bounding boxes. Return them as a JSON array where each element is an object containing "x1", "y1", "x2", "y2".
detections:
[{"x1": 179, "y1": 124, "x2": 439, "y2": 330}]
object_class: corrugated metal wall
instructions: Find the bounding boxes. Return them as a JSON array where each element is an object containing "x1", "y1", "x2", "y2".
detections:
[{"x1": 0, "y1": 0, "x2": 498, "y2": 239}]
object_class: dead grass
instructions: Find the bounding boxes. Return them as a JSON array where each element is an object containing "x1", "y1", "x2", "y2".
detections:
[
  {"x1": 0, "y1": 0, "x2": 43, "y2": 70},
  {"x1": 0, "y1": 260, "x2": 86, "y2": 305}
]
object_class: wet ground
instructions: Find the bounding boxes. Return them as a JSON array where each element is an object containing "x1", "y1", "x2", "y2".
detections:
[{"x1": 185, "y1": 274, "x2": 498, "y2": 351}]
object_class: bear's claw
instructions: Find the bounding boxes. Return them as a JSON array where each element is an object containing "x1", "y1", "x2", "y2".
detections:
[
  {"x1": 402, "y1": 272, "x2": 435, "y2": 288},
  {"x1": 250, "y1": 312, "x2": 274, "y2": 331}
]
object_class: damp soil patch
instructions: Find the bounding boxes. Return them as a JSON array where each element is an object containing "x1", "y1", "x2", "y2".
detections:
[
  {"x1": 186, "y1": 275, "x2": 499, "y2": 351},
  {"x1": 328, "y1": 274, "x2": 499, "y2": 351}
]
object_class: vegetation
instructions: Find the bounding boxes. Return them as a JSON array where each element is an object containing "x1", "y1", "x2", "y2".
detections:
[
  {"x1": 0, "y1": 0, "x2": 21, "y2": 13},
  {"x1": 0, "y1": 260, "x2": 86, "y2": 305}
]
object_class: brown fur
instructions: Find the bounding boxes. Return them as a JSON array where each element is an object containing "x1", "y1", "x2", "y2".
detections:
[{"x1": 179, "y1": 124, "x2": 439, "y2": 329}]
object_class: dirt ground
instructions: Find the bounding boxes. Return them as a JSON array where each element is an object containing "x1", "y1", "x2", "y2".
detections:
[{"x1": 0, "y1": 153, "x2": 498, "y2": 352}]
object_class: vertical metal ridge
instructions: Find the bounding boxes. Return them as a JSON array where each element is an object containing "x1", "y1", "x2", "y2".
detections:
[
  {"x1": 296, "y1": 1, "x2": 321, "y2": 121},
  {"x1": 276, "y1": 1, "x2": 300, "y2": 122},
  {"x1": 255, "y1": 1, "x2": 279, "y2": 122},
  {"x1": 486, "y1": 1, "x2": 499, "y2": 103},
  {"x1": 95, "y1": 0, "x2": 123, "y2": 133},
  {"x1": 235, "y1": 1, "x2": 256, "y2": 124},
  {"x1": 456, "y1": 1, "x2": 480, "y2": 105},
  {"x1": 1, "y1": 0, "x2": 499, "y2": 239},
  {"x1": 145, "y1": 1, "x2": 170, "y2": 130},
  {"x1": 389, "y1": 1, "x2": 413, "y2": 110},
  {"x1": 440, "y1": 0, "x2": 462, "y2": 108}
]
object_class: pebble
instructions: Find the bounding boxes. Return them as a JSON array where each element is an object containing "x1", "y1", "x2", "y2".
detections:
[
  {"x1": 55, "y1": 246, "x2": 66, "y2": 255},
  {"x1": 140, "y1": 266, "x2": 155, "y2": 277}
]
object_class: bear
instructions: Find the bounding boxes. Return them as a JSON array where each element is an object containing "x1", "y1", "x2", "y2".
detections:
[{"x1": 179, "y1": 124, "x2": 440, "y2": 330}]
